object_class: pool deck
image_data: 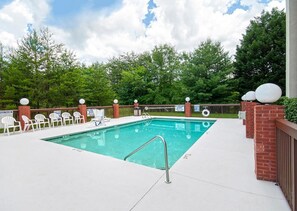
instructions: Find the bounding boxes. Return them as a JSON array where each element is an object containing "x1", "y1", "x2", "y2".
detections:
[{"x1": 0, "y1": 116, "x2": 291, "y2": 211}]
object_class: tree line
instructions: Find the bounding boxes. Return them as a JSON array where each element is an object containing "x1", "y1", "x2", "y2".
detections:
[{"x1": 0, "y1": 8, "x2": 285, "y2": 109}]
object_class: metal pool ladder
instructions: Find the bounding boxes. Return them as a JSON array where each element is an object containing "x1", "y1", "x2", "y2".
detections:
[{"x1": 124, "y1": 135, "x2": 171, "y2": 184}]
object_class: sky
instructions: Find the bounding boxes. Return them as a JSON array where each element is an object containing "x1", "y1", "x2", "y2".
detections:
[{"x1": 0, "y1": 0, "x2": 285, "y2": 64}]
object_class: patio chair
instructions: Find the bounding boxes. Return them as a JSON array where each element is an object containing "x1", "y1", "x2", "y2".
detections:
[
  {"x1": 1, "y1": 116, "x2": 22, "y2": 135},
  {"x1": 34, "y1": 114, "x2": 51, "y2": 129},
  {"x1": 91, "y1": 109, "x2": 105, "y2": 126},
  {"x1": 22, "y1": 115, "x2": 39, "y2": 131},
  {"x1": 61, "y1": 112, "x2": 74, "y2": 125},
  {"x1": 49, "y1": 113, "x2": 63, "y2": 127},
  {"x1": 73, "y1": 111, "x2": 85, "y2": 124}
]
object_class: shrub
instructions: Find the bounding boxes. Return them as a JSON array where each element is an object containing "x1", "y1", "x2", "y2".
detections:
[{"x1": 283, "y1": 97, "x2": 297, "y2": 124}]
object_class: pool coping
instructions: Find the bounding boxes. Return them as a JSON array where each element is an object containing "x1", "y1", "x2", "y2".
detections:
[{"x1": 0, "y1": 116, "x2": 291, "y2": 211}]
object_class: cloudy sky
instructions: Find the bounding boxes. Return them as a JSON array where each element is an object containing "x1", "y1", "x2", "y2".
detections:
[{"x1": 0, "y1": 0, "x2": 285, "y2": 64}]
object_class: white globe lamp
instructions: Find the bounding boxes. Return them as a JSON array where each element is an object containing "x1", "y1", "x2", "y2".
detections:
[
  {"x1": 134, "y1": 99, "x2": 138, "y2": 104},
  {"x1": 20, "y1": 98, "x2": 29, "y2": 106},
  {"x1": 185, "y1": 97, "x2": 190, "y2": 102},
  {"x1": 245, "y1": 91, "x2": 256, "y2": 101},
  {"x1": 241, "y1": 94, "x2": 247, "y2": 101},
  {"x1": 79, "y1": 98, "x2": 85, "y2": 105},
  {"x1": 255, "y1": 83, "x2": 282, "y2": 104},
  {"x1": 113, "y1": 99, "x2": 118, "y2": 104}
]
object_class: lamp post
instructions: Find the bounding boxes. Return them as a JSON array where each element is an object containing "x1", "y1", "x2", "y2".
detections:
[
  {"x1": 18, "y1": 98, "x2": 31, "y2": 129},
  {"x1": 240, "y1": 94, "x2": 248, "y2": 125},
  {"x1": 113, "y1": 99, "x2": 120, "y2": 118},
  {"x1": 254, "y1": 83, "x2": 284, "y2": 181},
  {"x1": 243, "y1": 91, "x2": 258, "y2": 138},
  {"x1": 185, "y1": 97, "x2": 191, "y2": 117},
  {"x1": 133, "y1": 99, "x2": 140, "y2": 116},
  {"x1": 78, "y1": 98, "x2": 87, "y2": 122}
]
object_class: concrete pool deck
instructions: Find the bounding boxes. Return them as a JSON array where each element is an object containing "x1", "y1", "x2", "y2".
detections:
[{"x1": 0, "y1": 117, "x2": 291, "y2": 211}]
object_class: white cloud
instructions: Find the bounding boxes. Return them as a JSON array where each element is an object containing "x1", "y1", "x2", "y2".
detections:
[
  {"x1": 0, "y1": 0, "x2": 286, "y2": 63},
  {"x1": 0, "y1": 0, "x2": 50, "y2": 47}
]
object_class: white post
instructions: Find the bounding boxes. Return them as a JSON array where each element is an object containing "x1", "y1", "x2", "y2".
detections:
[{"x1": 286, "y1": 0, "x2": 297, "y2": 97}]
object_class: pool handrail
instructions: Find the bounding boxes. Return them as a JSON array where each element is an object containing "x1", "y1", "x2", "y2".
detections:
[
  {"x1": 124, "y1": 135, "x2": 171, "y2": 184},
  {"x1": 141, "y1": 112, "x2": 151, "y2": 118}
]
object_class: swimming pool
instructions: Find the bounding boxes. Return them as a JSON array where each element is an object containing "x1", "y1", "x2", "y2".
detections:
[{"x1": 44, "y1": 118, "x2": 215, "y2": 169}]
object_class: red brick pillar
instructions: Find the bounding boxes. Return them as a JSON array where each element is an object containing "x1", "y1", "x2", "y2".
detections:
[
  {"x1": 18, "y1": 106, "x2": 31, "y2": 129},
  {"x1": 241, "y1": 101, "x2": 247, "y2": 125},
  {"x1": 113, "y1": 103, "x2": 120, "y2": 118},
  {"x1": 254, "y1": 105, "x2": 284, "y2": 181},
  {"x1": 245, "y1": 102, "x2": 258, "y2": 138},
  {"x1": 185, "y1": 102, "x2": 191, "y2": 117},
  {"x1": 78, "y1": 104, "x2": 87, "y2": 122},
  {"x1": 134, "y1": 103, "x2": 139, "y2": 108}
]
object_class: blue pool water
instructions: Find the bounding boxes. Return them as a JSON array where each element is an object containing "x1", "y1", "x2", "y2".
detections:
[{"x1": 44, "y1": 118, "x2": 215, "y2": 169}]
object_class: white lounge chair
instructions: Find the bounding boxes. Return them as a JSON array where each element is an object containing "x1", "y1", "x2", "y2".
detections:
[
  {"x1": 73, "y1": 111, "x2": 85, "y2": 124},
  {"x1": 91, "y1": 109, "x2": 105, "y2": 126},
  {"x1": 34, "y1": 114, "x2": 51, "y2": 129},
  {"x1": 61, "y1": 112, "x2": 74, "y2": 125},
  {"x1": 22, "y1": 115, "x2": 38, "y2": 131},
  {"x1": 1, "y1": 116, "x2": 22, "y2": 135},
  {"x1": 49, "y1": 113, "x2": 63, "y2": 127}
]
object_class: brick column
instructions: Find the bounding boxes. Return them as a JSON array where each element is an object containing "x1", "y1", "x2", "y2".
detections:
[
  {"x1": 241, "y1": 101, "x2": 247, "y2": 125},
  {"x1": 254, "y1": 105, "x2": 285, "y2": 181},
  {"x1": 78, "y1": 104, "x2": 87, "y2": 122},
  {"x1": 185, "y1": 102, "x2": 191, "y2": 117},
  {"x1": 245, "y1": 102, "x2": 258, "y2": 138},
  {"x1": 18, "y1": 106, "x2": 31, "y2": 129},
  {"x1": 113, "y1": 103, "x2": 120, "y2": 118}
]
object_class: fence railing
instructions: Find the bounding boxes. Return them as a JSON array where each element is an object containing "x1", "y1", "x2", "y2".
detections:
[
  {"x1": 140, "y1": 104, "x2": 240, "y2": 114},
  {"x1": 276, "y1": 119, "x2": 297, "y2": 211},
  {"x1": 3, "y1": 103, "x2": 239, "y2": 125}
]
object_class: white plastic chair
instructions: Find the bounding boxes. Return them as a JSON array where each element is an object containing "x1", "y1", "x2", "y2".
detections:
[
  {"x1": 34, "y1": 114, "x2": 51, "y2": 129},
  {"x1": 22, "y1": 115, "x2": 38, "y2": 131},
  {"x1": 61, "y1": 112, "x2": 74, "y2": 125},
  {"x1": 73, "y1": 111, "x2": 85, "y2": 124},
  {"x1": 49, "y1": 113, "x2": 63, "y2": 127},
  {"x1": 1, "y1": 116, "x2": 22, "y2": 135},
  {"x1": 91, "y1": 109, "x2": 105, "y2": 126}
]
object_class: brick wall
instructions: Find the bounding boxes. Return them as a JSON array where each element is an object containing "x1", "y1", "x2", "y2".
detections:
[
  {"x1": 185, "y1": 102, "x2": 191, "y2": 117},
  {"x1": 254, "y1": 105, "x2": 285, "y2": 181},
  {"x1": 241, "y1": 102, "x2": 247, "y2": 125},
  {"x1": 245, "y1": 102, "x2": 258, "y2": 138}
]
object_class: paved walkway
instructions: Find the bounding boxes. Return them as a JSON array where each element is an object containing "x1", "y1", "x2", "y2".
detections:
[{"x1": 0, "y1": 117, "x2": 291, "y2": 211}]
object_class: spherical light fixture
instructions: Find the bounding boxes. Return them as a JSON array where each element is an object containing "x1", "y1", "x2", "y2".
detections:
[
  {"x1": 113, "y1": 99, "x2": 118, "y2": 104},
  {"x1": 245, "y1": 91, "x2": 256, "y2": 101},
  {"x1": 241, "y1": 94, "x2": 247, "y2": 101},
  {"x1": 185, "y1": 97, "x2": 190, "y2": 102},
  {"x1": 134, "y1": 99, "x2": 138, "y2": 104},
  {"x1": 255, "y1": 83, "x2": 282, "y2": 104},
  {"x1": 79, "y1": 98, "x2": 85, "y2": 105},
  {"x1": 20, "y1": 98, "x2": 29, "y2": 106}
]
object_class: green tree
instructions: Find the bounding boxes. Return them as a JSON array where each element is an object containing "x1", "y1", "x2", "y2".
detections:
[
  {"x1": 106, "y1": 52, "x2": 140, "y2": 97},
  {"x1": 147, "y1": 44, "x2": 183, "y2": 104},
  {"x1": 234, "y1": 8, "x2": 286, "y2": 96},
  {"x1": 182, "y1": 39, "x2": 237, "y2": 103},
  {"x1": 112, "y1": 44, "x2": 183, "y2": 104},
  {"x1": 83, "y1": 63, "x2": 115, "y2": 106},
  {"x1": 3, "y1": 28, "x2": 81, "y2": 108}
]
